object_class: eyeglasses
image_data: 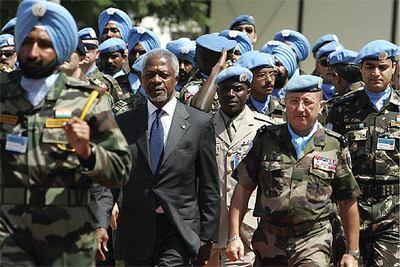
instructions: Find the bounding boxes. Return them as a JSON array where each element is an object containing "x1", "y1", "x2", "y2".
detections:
[
  {"x1": 287, "y1": 98, "x2": 318, "y2": 108},
  {"x1": 0, "y1": 50, "x2": 15, "y2": 57},
  {"x1": 234, "y1": 26, "x2": 254, "y2": 34},
  {"x1": 255, "y1": 70, "x2": 276, "y2": 80}
]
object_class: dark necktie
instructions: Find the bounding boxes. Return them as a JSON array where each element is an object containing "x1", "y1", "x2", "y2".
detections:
[{"x1": 150, "y1": 109, "x2": 164, "y2": 174}]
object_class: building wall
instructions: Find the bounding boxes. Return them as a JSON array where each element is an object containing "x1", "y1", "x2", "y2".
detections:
[{"x1": 210, "y1": 0, "x2": 399, "y2": 73}]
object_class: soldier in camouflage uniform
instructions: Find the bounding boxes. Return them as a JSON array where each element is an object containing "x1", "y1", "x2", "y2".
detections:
[
  {"x1": 226, "y1": 75, "x2": 360, "y2": 266},
  {"x1": 179, "y1": 34, "x2": 236, "y2": 114},
  {"x1": 0, "y1": 1, "x2": 132, "y2": 266},
  {"x1": 0, "y1": 34, "x2": 17, "y2": 73},
  {"x1": 327, "y1": 40, "x2": 400, "y2": 266}
]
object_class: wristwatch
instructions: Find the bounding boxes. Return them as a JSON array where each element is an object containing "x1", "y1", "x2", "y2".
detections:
[{"x1": 347, "y1": 249, "x2": 360, "y2": 261}]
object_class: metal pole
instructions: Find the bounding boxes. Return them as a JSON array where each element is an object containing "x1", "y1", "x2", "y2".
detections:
[
  {"x1": 297, "y1": 0, "x2": 304, "y2": 33},
  {"x1": 391, "y1": 0, "x2": 398, "y2": 43}
]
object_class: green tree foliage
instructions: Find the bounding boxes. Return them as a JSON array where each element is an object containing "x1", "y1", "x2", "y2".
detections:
[{"x1": 0, "y1": 0, "x2": 210, "y2": 34}]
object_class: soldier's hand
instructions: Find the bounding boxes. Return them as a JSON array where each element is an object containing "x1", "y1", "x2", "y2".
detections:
[
  {"x1": 95, "y1": 227, "x2": 109, "y2": 261},
  {"x1": 340, "y1": 254, "x2": 358, "y2": 267},
  {"x1": 110, "y1": 203, "x2": 119, "y2": 230},
  {"x1": 225, "y1": 239, "x2": 244, "y2": 262},
  {"x1": 63, "y1": 117, "x2": 92, "y2": 159},
  {"x1": 211, "y1": 48, "x2": 227, "y2": 75}
]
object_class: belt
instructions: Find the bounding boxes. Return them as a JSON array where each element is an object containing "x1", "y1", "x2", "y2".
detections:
[
  {"x1": 0, "y1": 186, "x2": 90, "y2": 206},
  {"x1": 359, "y1": 183, "x2": 399, "y2": 199},
  {"x1": 262, "y1": 220, "x2": 329, "y2": 237}
]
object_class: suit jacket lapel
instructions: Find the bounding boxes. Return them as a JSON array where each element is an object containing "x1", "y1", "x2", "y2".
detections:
[
  {"x1": 214, "y1": 110, "x2": 231, "y2": 146},
  {"x1": 161, "y1": 102, "x2": 190, "y2": 166},
  {"x1": 136, "y1": 105, "x2": 151, "y2": 168}
]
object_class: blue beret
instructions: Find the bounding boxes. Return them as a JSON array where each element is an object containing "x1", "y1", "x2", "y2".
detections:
[
  {"x1": 196, "y1": 34, "x2": 237, "y2": 52},
  {"x1": 284, "y1": 74, "x2": 323, "y2": 93},
  {"x1": 215, "y1": 65, "x2": 253, "y2": 85},
  {"x1": 316, "y1": 41, "x2": 344, "y2": 60},
  {"x1": 229, "y1": 15, "x2": 256, "y2": 29},
  {"x1": 312, "y1": 33, "x2": 339, "y2": 54},
  {"x1": 78, "y1": 27, "x2": 97, "y2": 40},
  {"x1": 355, "y1": 39, "x2": 400, "y2": 63},
  {"x1": 15, "y1": 0, "x2": 78, "y2": 65},
  {"x1": 274, "y1": 29, "x2": 310, "y2": 61},
  {"x1": 166, "y1": 38, "x2": 196, "y2": 66},
  {"x1": 260, "y1": 40, "x2": 297, "y2": 79},
  {"x1": 328, "y1": 49, "x2": 358, "y2": 65},
  {"x1": 98, "y1": 37, "x2": 126, "y2": 54},
  {"x1": 131, "y1": 53, "x2": 145, "y2": 72},
  {"x1": 0, "y1": 34, "x2": 15, "y2": 48},
  {"x1": 1, "y1": 17, "x2": 17, "y2": 34},
  {"x1": 127, "y1": 27, "x2": 161, "y2": 54},
  {"x1": 219, "y1": 30, "x2": 253, "y2": 55},
  {"x1": 236, "y1": 51, "x2": 275, "y2": 70},
  {"x1": 98, "y1": 7, "x2": 132, "y2": 42}
]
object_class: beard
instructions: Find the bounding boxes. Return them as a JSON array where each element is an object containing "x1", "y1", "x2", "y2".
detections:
[
  {"x1": 147, "y1": 86, "x2": 169, "y2": 103},
  {"x1": 274, "y1": 70, "x2": 289, "y2": 89},
  {"x1": 19, "y1": 58, "x2": 58, "y2": 79}
]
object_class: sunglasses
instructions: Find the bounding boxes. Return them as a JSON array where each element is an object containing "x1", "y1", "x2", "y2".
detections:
[
  {"x1": 234, "y1": 26, "x2": 254, "y2": 34},
  {"x1": 0, "y1": 50, "x2": 15, "y2": 57}
]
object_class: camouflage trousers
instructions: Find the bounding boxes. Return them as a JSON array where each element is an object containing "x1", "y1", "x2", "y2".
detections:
[
  {"x1": 0, "y1": 205, "x2": 96, "y2": 266},
  {"x1": 358, "y1": 195, "x2": 400, "y2": 267},
  {"x1": 252, "y1": 219, "x2": 332, "y2": 267}
]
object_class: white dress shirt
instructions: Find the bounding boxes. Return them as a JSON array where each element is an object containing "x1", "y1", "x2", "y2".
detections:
[{"x1": 147, "y1": 97, "x2": 177, "y2": 146}]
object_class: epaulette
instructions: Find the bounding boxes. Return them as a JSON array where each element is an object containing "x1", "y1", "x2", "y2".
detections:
[
  {"x1": 325, "y1": 127, "x2": 348, "y2": 147},
  {"x1": 253, "y1": 112, "x2": 275, "y2": 125},
  {"x1": 102, "y1": 73, "x2": 120, "y2": 89},
  {"x1": 330, "y1": 89, "x2": 360, "y2": 106},
  {"x1": 66, "y1": 77, "x2": 106, "y2": 95}
]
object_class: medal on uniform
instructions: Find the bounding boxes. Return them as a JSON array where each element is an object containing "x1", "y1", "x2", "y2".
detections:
[
  {"x1": 55, "y1": 109, "x2": 72, "y2": 118},
  {"x1": 5, "y1": 134, "x2": 28, "y2": 153},
  {"x1": 376, "y1": 138, "x2": 395, "y2": 150},
  {"x1": 313, "y1": 155, "x2": 337, "y2": 172},
  {"x1": 0, "y1": 114, "x2": 18, "y2": 125},
  {"x1": 45, "y1": 118, "x2": 70, "y2": 128}
]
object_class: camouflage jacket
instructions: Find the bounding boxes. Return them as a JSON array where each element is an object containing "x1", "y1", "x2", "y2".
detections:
[
  {"x1": 87, "y1": 68, "x2": 124, "y2": 103},
  {"x1": 233, "y1": 123, "x2": 360, "y2": 225},
  {"x1": 179, "y1": 71, "x2": 220, "y2": 113},
  {"x1": 0, "y1": 71, "x2": 132, "y2": 189},
  {"x1": 327, "y1": 87, "x2": 400, "y2": 184},
  {"x1": 112, "y1": 90, "x2": 147, "y2": 116}
]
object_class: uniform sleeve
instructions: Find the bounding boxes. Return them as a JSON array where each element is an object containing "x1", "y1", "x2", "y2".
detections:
[
  {"x1": 326, "y1": 102, "x2": 344, "y2": 134},
  {"x1": 332, "y1": 146, "x2": 361, "y2": 200},
  {"x1": 81, "y1": 94, "x2": 133, "y2": 188}
]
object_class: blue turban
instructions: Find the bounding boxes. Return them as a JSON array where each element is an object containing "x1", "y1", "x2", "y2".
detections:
[
  {"x1": 1, "y1": 17, "x2": 17, "y2": 34},
  {"x1": 98, "y1": 7, "x2": 132, "y2": 42},
  {"x1": 127, "y1": 27, "x2": 161, "y2": 54},
  {"x1": 260, "y1": 40, "x2": 297, "y2": 79},
  {"x1": 15, "y1": 0, "x2": 78, "y2": 65},
  {"x1": 274, "y1": 29, "x2": 310, "y2": 61},
  {"x1": 0, "y1": 34, "x2": 15, "y2": 48},
  {"x1": 219, "y1": 30, "x2": 253, "y2": 55},
  {"x1": 131, "y1": 53, "x2": 145, "y2": 73},
  {"x1": 166, "y1": 38, "x2": 196, "y2": 66}
]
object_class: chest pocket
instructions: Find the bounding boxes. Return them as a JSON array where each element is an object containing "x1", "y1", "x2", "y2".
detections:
[
  {"x1": 259, "y1": 160, "x2": 285, "y2": 197},
  {"x1": 347, "y1": 128, "x2": 368, "y2": 155},
  {"x1": 306, "y1": 166, "x2": 334, "y2": 203}
]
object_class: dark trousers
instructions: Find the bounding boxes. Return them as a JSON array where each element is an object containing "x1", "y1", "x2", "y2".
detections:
[{"x1": 124, "y1": 214, "x2": 191, "y2": 266}]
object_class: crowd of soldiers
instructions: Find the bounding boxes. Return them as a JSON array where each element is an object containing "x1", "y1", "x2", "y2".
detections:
[{"x1": 0, "y1": 0, "x2": 399, "y2": 266}]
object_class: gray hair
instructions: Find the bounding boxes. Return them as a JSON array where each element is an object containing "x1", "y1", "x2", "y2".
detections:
[{"x1": 142, "y1": 48, "x2": 179, "y2": 78}]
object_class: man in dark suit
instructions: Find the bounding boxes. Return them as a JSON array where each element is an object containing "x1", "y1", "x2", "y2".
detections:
[{"x1": 113, "y1": 48, "x2": 220, "y2": 266}]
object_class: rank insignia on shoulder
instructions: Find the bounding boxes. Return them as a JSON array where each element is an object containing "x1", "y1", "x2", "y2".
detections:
[{"x1": 0, "y1": 114, "x2": 18, "y2": 125}]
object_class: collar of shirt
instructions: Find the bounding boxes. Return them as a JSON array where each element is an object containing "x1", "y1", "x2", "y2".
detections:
[
  {"x1": 85, "y1": 65, "x2": 98, "y2": 77},
  {"x1": 113, "y1": 69, "x2": 125, "y2": 79},
  {"x1": 250, "y1": 94, "x2": 270, "y2": 114},
  {"x1": 365, "y1": 86, "x2": 391, "y2": 111},
  {"x1": 20, "y1": 73, "x2": 59, "y2": 107},
  {"x1": 128, "y1": 72, "x2": 141, "y2": 95},
  {"x1": 220, "y1": 107, "x2": 246, "y2": 132},
  {"x1": 147, "y1": 97, "x2": 177, "y2": 144},
  {"x1": 288, "y1": 122, "x2": 318, "y2": 158}
]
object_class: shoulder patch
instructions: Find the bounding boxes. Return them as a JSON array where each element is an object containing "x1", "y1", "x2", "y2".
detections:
[
  {"x1": 325, "y1": 127, "x2": 348, "y2": 147},
  {"x1": 66, "y1": 77, "x2": 107, "y2": 95},
  {"x1": 253, "y1": 112, "x2": 275, "y2": 125}
]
